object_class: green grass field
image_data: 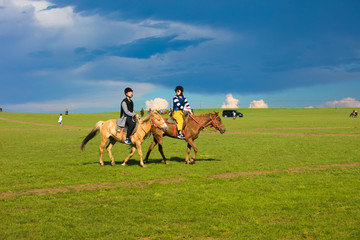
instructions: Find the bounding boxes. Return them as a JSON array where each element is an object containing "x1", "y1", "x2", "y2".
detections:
[{"x1": 1, "y1": 108, "x2": 359, "y2": 239}]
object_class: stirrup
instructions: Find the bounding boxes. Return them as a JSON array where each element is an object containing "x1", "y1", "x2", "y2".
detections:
[
  {"x1": 177, "y1": 134, "x2": 185, "y2": 140},
  {"x1": 124, "y1": 138, "x2": 132, "y2": 145},
  {"x1": 116, "y1": 126, "x2": 122, "y2": 133}
]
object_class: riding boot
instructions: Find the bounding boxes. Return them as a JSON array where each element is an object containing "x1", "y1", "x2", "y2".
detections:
[
  {"x1": 177, "y1": 131, "x2": 185, "y2": 140},
  {"x1": 125, "y1": 138, "x2": 133, "y2": 145}
]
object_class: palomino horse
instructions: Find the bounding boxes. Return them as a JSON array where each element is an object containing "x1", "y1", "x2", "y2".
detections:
[
  {"x1": 81, "y1": 111, "x2": 168, "y2": 167},
  {"x1": 144, "y1": 112, "x2": 226, "y2": 164}
]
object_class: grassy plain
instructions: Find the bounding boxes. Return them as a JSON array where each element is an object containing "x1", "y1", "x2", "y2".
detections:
[{"x1": 0, "y1": 108, "x2": 359, "y2": 239}]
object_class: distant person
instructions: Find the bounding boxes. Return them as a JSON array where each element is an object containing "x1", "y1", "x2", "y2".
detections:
[
  {"x1": 233, "y1": 111, "x2": 236, "y2": 120},
  {"x1": 140, "y1": 108, "x2": 144, "y2": 117},
  {"x1": 118, "y1": 87, "x2": 138, "y2": 145},
  {"x1": 172, "y1": 85, "x2": 192, "y2": 139},
  {"x1": 349, "y1": 109, "x2": 358, "y2": 118},
  {"x1": 58, "y1": 114, "x2": 63, "y2": 126}
]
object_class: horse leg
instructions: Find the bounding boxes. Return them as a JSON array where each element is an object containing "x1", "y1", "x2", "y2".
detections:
[
  {"x1": 154, "y1": 134, "x2": 168, "y2": 164},
  {"x1": 144, "y1": 137, "x2": 157, "y2": 163},
  {"x1": 187, "y1": 139, "x2": 198, "y2": 163},
  {"x1": 136, "y1": 142, "x2": 146, "y2": 168},
  {"x1": 158, "y1": 142, "x2": 168, "y2": 164},
  {"x1": 99, "y1": 135, "x2": 108, "y2": 166},
  {"x1": 121, "y1": 147, "x2": 136, "y2": 167},
  {"x1": 106, "y1": 137, "x2": 117, "y2": 166},
  {"x1": 185, "y1": 143, "x2": 191, "y2": 164}
]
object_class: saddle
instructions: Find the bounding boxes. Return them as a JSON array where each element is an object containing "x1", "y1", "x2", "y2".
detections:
[
  {"x1": 116, "y1": 117, "x2": 139, "y2": 137},
  {"x1": 167, "y1": 114, "x2": 189, "y2": 136},
  {"x1": 166, "y1": 117, "x2": 176, "y2": 124},
  {"x1": 166, "y1": 114, "x2": 189, "y2": 126}
]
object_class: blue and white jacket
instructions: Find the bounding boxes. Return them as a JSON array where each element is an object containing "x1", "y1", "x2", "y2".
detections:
[{"x1": 173, "y1": 95, "x2": 191, "y2": 112}]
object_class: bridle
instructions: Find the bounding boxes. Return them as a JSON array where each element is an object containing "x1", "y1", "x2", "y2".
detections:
[
  {"x1": 150, "y1": 116, "x2": 165, "y2": 130},
  {"x1": 189, "y1": 113, "x2": 222, "y2": 132},
  {"x1": 138, "y1": 115, "x2": 165, "y2": 134},
  {"x1": 210, "y1": 114, "x2": 222, "y2": 131}
]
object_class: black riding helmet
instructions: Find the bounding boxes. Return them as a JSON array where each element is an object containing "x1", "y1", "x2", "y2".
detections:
[
  {"x1": 174, "y1": 85, "x2": 184, "y2": 93},
  {"x1": 124, "y1": 87, "x2": 133, "y2": 95}
]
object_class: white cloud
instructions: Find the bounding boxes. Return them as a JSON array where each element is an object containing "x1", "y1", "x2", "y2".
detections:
[
  {"x1": 145, "y1": 98, "x2": 169, "y2": 110},
  {"x1": 249, "y1": 99, "x2": 269, "y2": 108},
  {"x1": 221, "y1": 94, "x2": 239, "y2": 108},
  {"x1": 305, "y1": 106, "x2": 314, "y2": 109},
  {"x1": 1, "y1": 0, "x2": 228, "y2": 78},
  {"x1": 0, "y1": 0, "x2": 237, "y2": 113},
  {"x1": 9, "y1": 0, "x2": 74, "y2": 27},
  {"x1": 318, "y1": 97, "x2": 360, "y2": 108},
  {"x1": 36, "y1": 6, "x2": 75, "y2": 28},
  {"x1": 2, "y1": 0, "x2": 223, "y2": 58},
  {"x1": 12, "y1": 0, "x2": 50, "y2": 11}
]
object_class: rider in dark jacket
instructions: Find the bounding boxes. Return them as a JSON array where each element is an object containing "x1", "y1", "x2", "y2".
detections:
[{"x1": 119, "y1": 87, "x2": 138, "y2": 144}]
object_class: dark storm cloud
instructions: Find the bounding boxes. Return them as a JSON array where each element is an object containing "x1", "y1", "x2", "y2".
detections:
[{"x1": 76, "y1": 35, "x2": 211, "y2": 60}]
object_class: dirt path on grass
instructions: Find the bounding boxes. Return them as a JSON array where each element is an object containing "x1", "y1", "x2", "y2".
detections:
[
  {"x1": 0, "y1": 178, "x2": 186, "y2": 199},
  {"x1": 211, "y1": 162, "x2": 360, "y2": 178},
  {"x1": 1, "y1": 162, "x2": 359, "y2": 199},
  {"x1": 0, "y1": 117, "x2": 91, "y2": 130},
  {"x1": 2, "y1": 117, "x2": 359, "y2": 136},
  {"x1": 254, "y1": 126, "x2": 358, "y2": 130},
  {"x1": 226, "y1": 131, "x2": 360, "y2": 137}
]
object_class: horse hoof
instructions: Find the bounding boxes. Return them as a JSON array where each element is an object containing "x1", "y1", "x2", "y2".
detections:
[
  {"x1": 111, "y1": 163, "x2": 115, "y2": 166},
  {"x1": 121, "y1": 163, "x2": 126, "y2": 167},
  {"x1": 141, "y1": 164, "x2": 147, "y2": 168},
  {"x1": 164, "y1": 161, "x2": 169, "y2": 164}
]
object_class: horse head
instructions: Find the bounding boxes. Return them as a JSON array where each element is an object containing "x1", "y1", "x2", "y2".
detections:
[
  {"x1": 211, "y1": 112, "x2": 226, "y2": 134},
  {"x1": 150, "y1": 111, "x2": 168, "y2": 132}
]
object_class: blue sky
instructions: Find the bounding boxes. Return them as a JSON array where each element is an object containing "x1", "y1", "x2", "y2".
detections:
[{"x1": 1, "y1": 0, "x2": 360, "y2": 112}]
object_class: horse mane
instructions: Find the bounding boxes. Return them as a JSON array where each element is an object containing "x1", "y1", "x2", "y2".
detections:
[
  {"x1": 135, "y1": 112, "x2": 155, "y2": 141},
  {"x1": 192, "y1": 112, "x2": 218, "y2": 119},
  {"x1": 192, "y1": 113, "x2": 208, "y2": 118},
  {"x1": 190, "y1": 112, "x2": 220, "y2": 128},
  {"x1": 139, "y1": 112, "x2": 152, "y2": 123},
  {"x1": 195, "y1": 111, "x2": 218, "y2": 116}
]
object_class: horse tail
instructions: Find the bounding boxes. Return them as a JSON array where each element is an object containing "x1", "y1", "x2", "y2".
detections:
[{"x1": 81, "y1": 121, "x2": 104, "y2": 150}]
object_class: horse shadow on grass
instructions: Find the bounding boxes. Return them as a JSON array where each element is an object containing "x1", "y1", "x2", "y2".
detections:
[
  {"x1": 146, "y1": 156, "x2": 220, "y2": 164},
  {"x1": 83, "y1": 154, "x2": 221, "y2": 166},
  {"x1": 83, "y1": 156, "x2": 220, "y2": 166},
  {"x1": 84, "y1": 160, "x2": 141, "y2": 166}
]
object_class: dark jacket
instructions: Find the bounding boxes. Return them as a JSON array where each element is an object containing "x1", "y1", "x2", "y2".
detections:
[{"x1": 117, "y1": 98, "x2": 136, "y2": 127}]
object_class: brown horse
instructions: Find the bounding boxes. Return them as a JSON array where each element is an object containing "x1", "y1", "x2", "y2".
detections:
[
  {"x1": 144, "y1": 112, "x2": 226, "y2": 164},
  {"x1": 81, "y1": 111, "x2": 168, "y2": 167}
]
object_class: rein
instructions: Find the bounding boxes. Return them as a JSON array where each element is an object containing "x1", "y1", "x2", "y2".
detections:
[
  {"x1": 150, "y1": 116, "x2": 164, "y2": 130},
  {"x1": 189, "y1": 114, "x2": 220, "y2": 132},
  {"x1": 139, "y1": 115, "x2": 165, "y2": 135},
  {"x1": 210, "y1": 115, "x2": 222, "y2": 131},
  {"x1": 139, "y1": 116, "x2": 153, "y2": 134}
]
